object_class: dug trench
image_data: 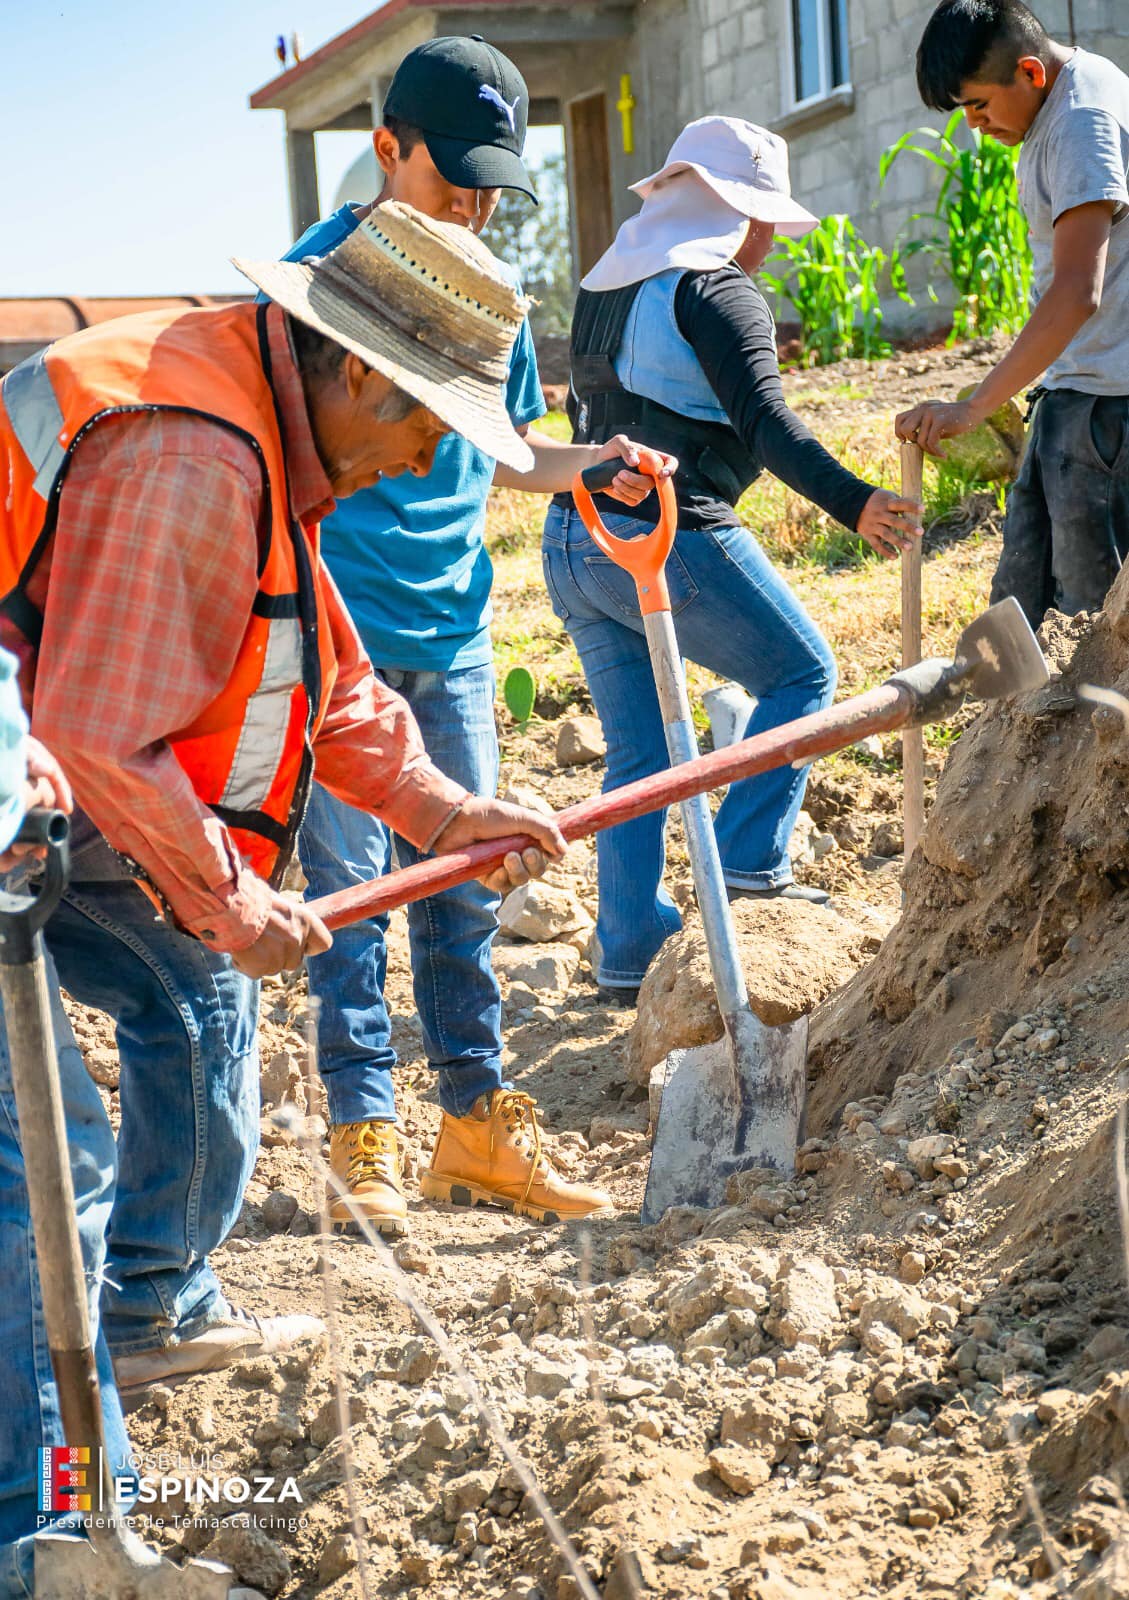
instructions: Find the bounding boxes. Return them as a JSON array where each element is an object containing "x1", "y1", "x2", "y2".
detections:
[{"x1": 64, "y1": 389, "x2": 1129, "y2": 1597}]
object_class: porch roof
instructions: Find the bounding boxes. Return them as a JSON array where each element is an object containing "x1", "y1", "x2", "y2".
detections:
[{"x1": 249, "y1": 0, "x2": 634, "y2": 130}]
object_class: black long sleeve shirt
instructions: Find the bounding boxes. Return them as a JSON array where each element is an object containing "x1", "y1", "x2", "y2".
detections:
[{"x1": 559, "y1": 264, "x2": 874, "y2": 533}]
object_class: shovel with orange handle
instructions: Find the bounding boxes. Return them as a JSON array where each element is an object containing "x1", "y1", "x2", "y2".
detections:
[{"x1": 570, "y1": 448, "x2": 810, "y2": 1221}]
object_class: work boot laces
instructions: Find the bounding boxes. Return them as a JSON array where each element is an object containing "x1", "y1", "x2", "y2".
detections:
[
  {"x1": 215, "y1": 1301, "x2": 266, "y2": 1338},
  {"x1": 346, "y1": 1121, "x2": 400, "y2": 1187},
  {"x1": 491, "y1": 1091, "x2": 554, "y2": 1207}
]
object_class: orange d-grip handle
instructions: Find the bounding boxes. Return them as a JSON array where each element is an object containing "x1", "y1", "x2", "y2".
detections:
[{"x1": 571, "y1": 448, "x2": 679, "y2": 616}]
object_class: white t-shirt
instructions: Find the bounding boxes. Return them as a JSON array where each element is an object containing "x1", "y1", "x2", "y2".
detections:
[{"x1": 1017, "y1": 47, "x2": 1129, "y2": 394}]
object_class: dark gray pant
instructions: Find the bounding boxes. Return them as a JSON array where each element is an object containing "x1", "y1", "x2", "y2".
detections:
[{"x1": 990, "y1": 388, "x2": 1129, "y2": 625}]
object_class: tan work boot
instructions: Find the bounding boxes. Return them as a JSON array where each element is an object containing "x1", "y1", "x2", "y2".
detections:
[
  {"x1": 114, "y1": 1301, "x2": 325, "y2": 1392},
  {"x1": 420, "y1": 1090, "x2": 614, "y2": 1223},
  {"x1": 328, "y1": 1119, "x2": 408, "y2": 1237}
]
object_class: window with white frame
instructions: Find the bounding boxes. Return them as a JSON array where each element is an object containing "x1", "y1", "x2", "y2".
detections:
[{"x1": 790, "y1": 0, "x2": 850, "y2": 107}]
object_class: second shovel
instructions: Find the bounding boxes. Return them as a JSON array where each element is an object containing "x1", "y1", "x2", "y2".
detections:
[{"x1": 572, "y1": 454, "x2": 808, "y2": 1225}]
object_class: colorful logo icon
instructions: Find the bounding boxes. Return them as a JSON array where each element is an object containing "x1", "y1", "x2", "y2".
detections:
[{"x1": 39, "y1": 1447, "x2": 94, "y2": 1514}]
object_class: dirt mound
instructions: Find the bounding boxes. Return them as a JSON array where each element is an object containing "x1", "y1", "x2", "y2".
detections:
[
  {"x1": 808, "y1": 582, "x2": 1129, "y2": 1135},
  {"x1": 627, "y1": 897, "x2": 880, "y2": 1085}
]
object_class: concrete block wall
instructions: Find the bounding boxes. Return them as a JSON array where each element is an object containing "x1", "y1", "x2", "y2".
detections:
[{"x1": 618, "y1": 0, "x2": 1129, "y2": 328}]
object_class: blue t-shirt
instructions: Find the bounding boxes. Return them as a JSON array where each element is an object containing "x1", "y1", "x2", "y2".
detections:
[
  {"x1": 0, "y1": 647, "x2": 28, "y2": 852},
  {"x1": 279, "y1": 204, "x2": 545, "y2": 672}
]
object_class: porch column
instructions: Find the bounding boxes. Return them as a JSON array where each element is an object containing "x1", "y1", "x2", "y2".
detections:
[
  {"x1": 286, "y1": 126, "x2": 320, "y2": 238},
  {"x1": 370, "y1": 75, "x2": 392, "y2": 127}
]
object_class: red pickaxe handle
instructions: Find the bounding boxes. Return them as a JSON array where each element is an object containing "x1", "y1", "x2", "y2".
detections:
[{"x1": 309, "y1": 678, "x2": 913, "y2": 932}]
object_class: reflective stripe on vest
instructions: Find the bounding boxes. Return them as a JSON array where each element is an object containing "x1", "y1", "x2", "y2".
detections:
[
  {"x1": 2, "y1": 351, "x2": 66, "y2": 499},
  {"x1": 220, "y1": 612, "x2": 303, "y2": 812},
  {"x1": 0, "y1": 301, "x2": 340, "y2": 886}
]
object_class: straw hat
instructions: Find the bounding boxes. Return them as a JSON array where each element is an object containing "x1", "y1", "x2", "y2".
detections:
[{"x1": 234, "y1": 201, "x2": 534, "y2": 471}]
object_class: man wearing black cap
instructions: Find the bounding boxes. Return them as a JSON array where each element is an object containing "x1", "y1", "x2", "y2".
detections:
[{"x1": 276, "y1": 36, "x2": 671, "y2": 1236}]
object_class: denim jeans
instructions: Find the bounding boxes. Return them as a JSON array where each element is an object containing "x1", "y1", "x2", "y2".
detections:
[
  {"x1": 542, "y1": 504, "x2": 837, "y2": 988},
  {"x1": 0, "y1": 823, "x2": 260, "y2": 1589},
  {"x1": 992, "y1": 388, "x2": 1129, "y2": 625},
  {"x1": 300, "y1": 662, "x2": 505, "y2": 1123}
]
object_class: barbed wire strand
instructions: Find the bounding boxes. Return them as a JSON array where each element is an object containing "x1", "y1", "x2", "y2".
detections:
[
  {"x1": 577, "y1": 1226, "x2": 642, "y2": 1599},
  {"x1": 1006, "y1": 1409, "x2": 1072, "y2": 1594},
  {"x1": 301, "y1": 1000, "x2": 375, "y2": 1600},
  {"x1": 1116, "y1": 1070, "x2": 1129, "y2": 1301},
  {"x1": 1016, "y1": 685, "x2": 1129, "y2": 1581},
  {"x1": 273, "y1": 1096, "x2": 602, "y2": 1600}
]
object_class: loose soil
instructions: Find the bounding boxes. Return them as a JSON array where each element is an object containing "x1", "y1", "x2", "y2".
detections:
[{"x1": 63, "y1": 338, "x2": 1128, "y2": 1600}]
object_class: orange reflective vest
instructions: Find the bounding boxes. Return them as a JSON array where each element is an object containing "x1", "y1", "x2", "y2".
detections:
[{"x1": 0, "y1": 301, "x2": 338, "y2": 885}]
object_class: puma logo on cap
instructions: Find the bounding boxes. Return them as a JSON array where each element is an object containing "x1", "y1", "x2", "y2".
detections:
[{"x1": 478, "y1": 83, "x2": 520, "y2": 132}]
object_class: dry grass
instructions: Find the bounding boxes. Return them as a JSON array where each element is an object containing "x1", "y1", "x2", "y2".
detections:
[{"x1": 488, "y1": 405, "x2": 1002, "y2": 754}]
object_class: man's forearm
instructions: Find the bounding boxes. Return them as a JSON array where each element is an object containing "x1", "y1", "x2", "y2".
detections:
[
  {"x1": 967, "y1": 279, "x2": 1101, "y2": 419},
  {"x1": 492, "y1": 429, "x2": 601, "y2": 492}
]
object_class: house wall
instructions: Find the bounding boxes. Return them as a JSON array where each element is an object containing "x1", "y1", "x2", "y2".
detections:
[{"x1": 610, "y1": 0, "x2": 1129, "y2": 325}]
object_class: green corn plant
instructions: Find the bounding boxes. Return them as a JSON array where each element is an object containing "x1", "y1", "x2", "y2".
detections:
[
  {"x1": 765, "y1": 215, "x2": 906, "y2": 367},
  {"x1": 880, "y1": 111, "x2": 1031, "y2": 341}
]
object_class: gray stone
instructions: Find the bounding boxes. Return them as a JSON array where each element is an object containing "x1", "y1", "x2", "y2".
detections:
[
  {"x1": 202, "y1": 1522, "x2": 291, "y2": 1596},
  {"x1": 260, "y1": 1190, "x2": 298, "y2": 1234},
  {"x1": 906, "y1": 1135, "x2": 955, "y2": 1180},
  {"x1": 555, "y1": 715, "x2": 606, "y2": 766},
  {"x1": 499, "y1": 881, "x2": 593, "y2": 943},
  {"x1": 441, "y1": 1468, "x2": 493, "y2": 1522},
  {"x1": 774, "y1": 1256, "x2": 839, "y2": 1349},
  {"x1": 493, "y1": 941, "x2": 580, "y2": 994},
  {"x1": 858, "y1": 1280, "x2": 930, "y2": 1349}
]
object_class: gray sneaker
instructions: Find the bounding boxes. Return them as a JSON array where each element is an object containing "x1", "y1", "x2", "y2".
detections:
[
  {"x1": 114, "y1": 1302, "x2": 325, "y2": 1391},
  {"x1": 729, "y1": 883, "x2": 830, "y2": 907}
]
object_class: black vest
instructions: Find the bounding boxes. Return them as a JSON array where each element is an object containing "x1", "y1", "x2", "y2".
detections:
[{"x1": 567, "y1": 279, "x2": 760, "y2": 509}]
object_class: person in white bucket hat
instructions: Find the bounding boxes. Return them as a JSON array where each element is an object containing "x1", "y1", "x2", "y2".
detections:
[
  {"x1": 582, "y1": 117, "x2": 819, "y2": 293},
  {"x1": 543, "y1": 116, "x2": 923, "y2": 1004}
]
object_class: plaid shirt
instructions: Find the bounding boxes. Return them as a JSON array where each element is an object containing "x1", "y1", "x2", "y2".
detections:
[{"x1": 2, "y1": 305, "x2": 466, "y2": 951}]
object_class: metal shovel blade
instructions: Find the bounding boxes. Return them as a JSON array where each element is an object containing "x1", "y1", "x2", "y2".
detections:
[
  {"x1": 641, "y1": 1010, "x2": 808, "y2": 1225},
  {"x1": 35, "y1": 1528, "x2": 262, "y2": 1599},
  {"x1": 953, "y1": 596, "x2": 1049, "y2": 701}
]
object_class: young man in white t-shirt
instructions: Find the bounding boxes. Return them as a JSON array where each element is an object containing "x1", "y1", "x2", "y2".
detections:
[{"x1": 897, "y1": 0, "x2": 1129, "y2": 624}]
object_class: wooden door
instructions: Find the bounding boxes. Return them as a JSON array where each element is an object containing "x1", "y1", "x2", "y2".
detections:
[{"x1": 568, "y1": 92, "x2": 613, "y2": 277}]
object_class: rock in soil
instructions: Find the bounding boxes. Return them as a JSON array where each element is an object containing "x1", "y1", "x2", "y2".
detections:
[
  {"x1": 499, "y1": 880, "x2": 593, "y2": 943},
  {"x1": 554, "y1": 714, "x2": 606, "y2": 766},
  {"x1": 627, "y1": 896, "x2": 876, "y2": 1082}
]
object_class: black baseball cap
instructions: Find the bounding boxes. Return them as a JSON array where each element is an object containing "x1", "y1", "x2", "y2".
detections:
[{"x1": 383, "y1": 35, "x2": 537, "y2": 204}]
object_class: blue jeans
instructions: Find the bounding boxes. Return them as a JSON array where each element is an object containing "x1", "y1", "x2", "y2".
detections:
[
  {"x1": 542, "y1": 504, "x2": 837, "y2": 988},
  {"x1": 991, "y1": 388, "x2": 1129, "y2": 625},
  {"x1": 0, "y1": 825, "x2": 260, "y2": 1591},
  {"x1": 300, "y1": 663, "x2": 505, "y2": 1123}
]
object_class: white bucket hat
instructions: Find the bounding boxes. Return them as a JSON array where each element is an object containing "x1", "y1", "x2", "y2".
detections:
[
  {"x1": 633, "y1": 117, "x2": 819, "y2": 231},
  {"x1": 234, "y1": 201, "x2": 533, "y2": 472},
  {"x1": 582, "y1": 116, "x2": 819, "y2": 294}
]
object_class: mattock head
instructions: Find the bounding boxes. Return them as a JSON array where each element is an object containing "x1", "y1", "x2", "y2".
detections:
[{"x1": 952, "y1": 597, "x2": 1049, "y2": 702}]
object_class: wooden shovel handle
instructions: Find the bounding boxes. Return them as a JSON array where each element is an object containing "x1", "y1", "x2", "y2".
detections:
[{"x1": 900, "y1": 439, "x2": 925, "y2": 860}]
